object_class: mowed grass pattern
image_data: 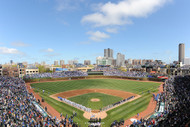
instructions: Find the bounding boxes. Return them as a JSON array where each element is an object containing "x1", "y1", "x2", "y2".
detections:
[
  {"x1": 31, "y1": 79, "x2": 161, "y2": 126},
  {"x1": 68, "y1": 93, "x2": 123, "y2": 110},
  {"x1": 31, "y1": 79, "x2": 159, "y2": 95}
]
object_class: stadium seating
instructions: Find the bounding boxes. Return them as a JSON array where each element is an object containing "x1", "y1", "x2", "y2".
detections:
[
  {"x1": 1, "y1": 73, "x2": 189, "y2": 127},
  {"x1": 111, "y1": 75, "x2": 190, "y2": 127},
  {"x1": 0, "y1": 77, "x2": 78, "y2": 127}
]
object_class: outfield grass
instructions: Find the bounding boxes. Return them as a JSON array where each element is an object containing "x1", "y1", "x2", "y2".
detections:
[
  {"x1": 68, "y1": 93, "x2": 123, "y2": 110},
  {"x1": 31, "y1": 79, "x2": 161, "y2": 126}
]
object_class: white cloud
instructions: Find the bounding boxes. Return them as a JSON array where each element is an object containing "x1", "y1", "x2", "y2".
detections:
[
  {"x1": 87, "y1": 31, "x2": 110, "y2": 42},
  {"x1": 105, "y1": 28, "x2": 118, "y2": 33},
  {"x1": 0, "y1": 47, "x2": 21, "y2": 54},
  {"x1": 56, "y1": 0, "x2": 75, "y2": 11},
  {"x1": 11, "y1": 42, "x2": 30, "y2": 47},
  {"x1": 82, "y1": 0, "x2": 171, "y2": 27}
]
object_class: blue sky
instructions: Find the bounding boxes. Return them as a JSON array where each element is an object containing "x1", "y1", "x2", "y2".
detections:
[{"x1": 0, "y1": 0, "x2": 190, "y2": 64}]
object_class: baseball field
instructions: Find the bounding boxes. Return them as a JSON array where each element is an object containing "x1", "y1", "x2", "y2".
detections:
[{"x1": 30, "y1": 79, "x2": 161, "y2": 126}]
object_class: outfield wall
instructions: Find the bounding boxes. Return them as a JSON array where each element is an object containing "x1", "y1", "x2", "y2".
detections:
[{"x1": 24, "y1": 75, "x2": 163, "y2": 83}]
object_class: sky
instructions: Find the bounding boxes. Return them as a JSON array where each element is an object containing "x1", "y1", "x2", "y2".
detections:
[{"x1": 0, "y1": 0, "x2": 190, "y2": 64}]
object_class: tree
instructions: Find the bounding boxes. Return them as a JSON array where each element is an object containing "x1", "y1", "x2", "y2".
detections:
[
  {"x1": 118, "y1": 67, "x2": 127, "y2": 72},
  {"x1": 37, "y1": 65, "x2": 46, "y2": 73},
  {"x1": 11, "y1": 65, "x2": 17, "y2": 67},
  {"x1": 88, "y1": 65, "x2": 94, "y2": 68},
  {"x1": 54, "y1": 65, "x2": 61, "y2": 67},
  {"x1": 69, "y1": 65, "x2": 74, "y2": 68},
  {"x1": 45, "y1": 68, "x2": 52, "y2": 73}
]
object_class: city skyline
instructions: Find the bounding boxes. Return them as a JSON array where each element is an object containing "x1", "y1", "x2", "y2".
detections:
[{"x1": 0, "y1": 0, "x2": 190, "y2": 64}]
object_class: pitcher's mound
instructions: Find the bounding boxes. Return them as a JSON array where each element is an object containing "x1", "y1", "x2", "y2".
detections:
[{"x1": 91, "y1": 98, "x2": 100, "y2": 102}]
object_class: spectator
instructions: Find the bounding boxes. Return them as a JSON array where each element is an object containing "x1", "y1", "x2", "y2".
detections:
[{"x1": 0, "y1": 76, "x2": 78, "y2": 127}]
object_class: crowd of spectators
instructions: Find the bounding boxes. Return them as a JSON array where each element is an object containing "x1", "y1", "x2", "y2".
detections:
[
  {"x1": 1, "y1": 72, "x2": 189, "y2": 127},
  {"x1": 110, "y1": 120, "x2": 124, "y2": 127},
  {"x1": 102, "y1": 96, "x2": 135, "y2": 112},
  {"x1": 111, "y1": 75, "x2": 190, "y2": 127},
  {"x1": 0, "y1": 76, "x2": 79, "y2": 127},
  {"x1": 88, "y1": 118, "x2": 102, "y2": 127},
  {"x1": 24, "y1": 67, "x2": 166, "y2": 80},
  {"x1": 104, "y1": 71, "x2": 148, "y2": 78},
  {"x1": 24, "y1": 71, "x2": 88, "y2": 79},
  {"x1": 58, "y1": 97, "x2": 91, "y2": 112},
  {"x1": 158, "y1": 75, "x2": 190, "y2": 126}
]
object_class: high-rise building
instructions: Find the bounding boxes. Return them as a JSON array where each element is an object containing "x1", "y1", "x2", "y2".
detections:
[
  {"x1": 84, "y1": 60, "x2": 91, "y2": 65},
  {"x1": 68, "y1": 60, "x2": 78, "y2": 65},
  {"x1": 60, "y1": 60, "x2": 65, "y2": 66},
  {"x1": 112, "y1": 59, "x2": 117, "y2": 67},
  {"x1": 116, "y1": 53, "x2": 125, "y2": 67},
  {"x1": 127, "y1": 59, "x2": 133, "y2": 65},
  {"x1": 142, "y1": 59, "x2": 153, "y2": 65},
  {"x1": 10, "y1": 60, "x2": 13, "y2": 65},
  {"x1": 104, "y1": 48, "x2": 113, "y2": 58},
  {"x1": 132, "y1": 59, "x2": 141, "y2": 65},
  {"x1": 54, "y1": 60, "x2": 59, "y2": 66},
  {"x1": 96, "y1": 57, "x2": 112, "y2": 65},
  {"x1": 179, "y1": 43, "x2": 185, "y2": 64},
  {"x1": 124, "y1": 60, "x2": 128, "y2": 66}
]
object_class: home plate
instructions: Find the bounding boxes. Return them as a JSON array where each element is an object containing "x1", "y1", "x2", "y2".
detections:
[{"x1": 130, "y1": 118, "x2": 137, "y2": 122}]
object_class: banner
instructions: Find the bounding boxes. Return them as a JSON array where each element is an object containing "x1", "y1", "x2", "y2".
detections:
[
  {"x1": 158, "y1": 102, "x2": 165, "y2": 113},
  {"x1": 55, "y1": 68, "x2": 68, "y2": 72},
  {"x1": 32, "y1": 101, "x2": 48, "y2": 117}
]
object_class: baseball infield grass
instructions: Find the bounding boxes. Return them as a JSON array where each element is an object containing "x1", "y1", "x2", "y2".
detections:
[
  {"x1": 31, "y1": 79, "x2": 161, "y2": 126},
  {"x1": 68, "y1": 93, "x2": 123, "y2": 110}
]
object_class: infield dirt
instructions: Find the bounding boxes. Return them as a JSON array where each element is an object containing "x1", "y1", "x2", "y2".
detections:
[
  {"x1": 50, "y1": 89, "x2": 138, "y2": 99},
  {"x1": 27, "y1": 79, "x2": 162, "y2": 125},
  {"x1": 50, "y1": 88, "x2": 140, "y2": 119}
]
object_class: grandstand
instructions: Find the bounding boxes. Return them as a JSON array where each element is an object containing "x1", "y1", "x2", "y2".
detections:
[{"x1": 0, "y1": 71, "x2": 189, "y2": 127}]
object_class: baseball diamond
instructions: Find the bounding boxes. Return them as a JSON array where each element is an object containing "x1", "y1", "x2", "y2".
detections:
[{"x1": 30, "y1": 78, "x2": 161, "y2": 126}]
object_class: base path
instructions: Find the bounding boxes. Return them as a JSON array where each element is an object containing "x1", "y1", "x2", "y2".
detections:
[
  {"x1": 26, "y1": 83, "x2": 62, "y2": 119},
  {"x1": 26, "y1": 83, "x2": 72, "y2": 127},
  {"x1": 27, "y1": 79, "x2": 163, "y2": 126},
  {"x1": 124, "y1": 83, "x2": 163, "y2": 126},
  {"x1": 51, "y1": 89, "x2": 138, "y2": 99},
  {"x1": 83, "y1": 95, "x2": 141, "y2": 120},
  {"x1": 50, "y1": 89, "x2": 141, "y2": 120}
]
